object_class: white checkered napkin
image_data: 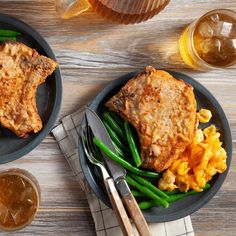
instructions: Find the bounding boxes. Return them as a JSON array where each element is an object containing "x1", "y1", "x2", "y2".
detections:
[{"x1": 51, "y1": 108, "x2": 194, "y2": 236}]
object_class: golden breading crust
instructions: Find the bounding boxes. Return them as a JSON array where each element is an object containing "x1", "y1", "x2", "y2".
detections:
[
  {"x1": 0, "y1": 41, "x2": 58, "y2": 138},
  {"x1": 106, "y1": 66, "x2": 197, "y2": 172}
]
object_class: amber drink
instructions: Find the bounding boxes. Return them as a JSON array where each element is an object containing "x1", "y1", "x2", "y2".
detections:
[
  {"x1": 56, "y1": 0, "x2": 170, "y2": 24},
  {"x1": 0, "y1": 169, "x2": 40, "y2": 231},
  {"x1": 179, "y1": 9, "x2": 236, "y2": 70}
]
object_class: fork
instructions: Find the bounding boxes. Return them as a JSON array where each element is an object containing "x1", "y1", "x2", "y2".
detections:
[{"x1": 81, "y1": 125, "x2": 135, "y2": 236}]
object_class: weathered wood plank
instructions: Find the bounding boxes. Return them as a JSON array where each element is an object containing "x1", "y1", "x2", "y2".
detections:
[{"x1": 3, "y1": 211, "x2": 96, "y2": 236}]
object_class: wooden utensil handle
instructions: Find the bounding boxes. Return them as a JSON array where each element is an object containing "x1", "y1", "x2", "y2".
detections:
[
  {"x1": 104, "y1": 178, "x2": 135, "y2": 236},
  {"x1": 123, "y1": 193, "x2": 151, "y2": 236}
]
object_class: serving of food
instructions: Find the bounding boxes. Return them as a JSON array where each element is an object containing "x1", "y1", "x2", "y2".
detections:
[
  {"x1": 159, "y1": 109, "x2": 227, "y2": 193},
  {"x1": 0, "y1": 13, "x2": 62, "y2": 164},
  {"x1": 79, "y1": 66, "x2": 232, "y2": 222},
  {"x1": 106, "y1": 66, "x2": 197, "y2": 173},
  {"x1": 0, "y1": 41, "x2": 58, "y2": 138},
  {"x1": 0, "y1": 4, "x2": 234, "y2": 234}
]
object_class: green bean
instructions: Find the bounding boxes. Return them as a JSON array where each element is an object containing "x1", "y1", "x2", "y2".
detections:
[
  {"x1": 139, "y1": 201, "x2": 158, "y2": 210},
  {"x1": 126, "y1": 175, "x2": 169, "y2": 208},
  {"x1": 0, "y1": 29, "x2": 20, "y2": 36},
  {"x1": 93, "y1": 137, "x2": 159, "y2": 178},
  {"x1": 131, "y1": 190, "x2": 145, "y2": 197},
  {"x1": 103, "y1": 120, "x2": 127, "y2": 152},
  {"x1": 124, "y1": 121, "x2": 142, "y2": 167},
  {"x1": 0, "y1": 36, "x2": 16, "y2": 42},
  {"x1": 138, "y1": 183, "x2": 211, "y2": 209},
  {"x1": 164, "y1": 189, "x2": 181, "y2": 195},
  {"x1": 102, "y1": 112, "x2": 124, "y2": 138},
  {"x1": 167, "y1": 183, "x2": 211, "y2": 202},
  {"x1": 109, "y1": 111, "x2": 124, "y2": 129},
  {"x1": 129, "y1": 173, "x2": 168, "y2": 199},
  {"x1": 112, "y1": 141, "x2": 126, "y2": 158},
  {"x1": 111, "y1": 139, "x2": 132, "y2": 160}
]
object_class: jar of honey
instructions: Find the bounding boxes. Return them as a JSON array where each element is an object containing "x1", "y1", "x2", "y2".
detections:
[{"x1": 0, "y1": 169, "x2": 40, "y2": 231}]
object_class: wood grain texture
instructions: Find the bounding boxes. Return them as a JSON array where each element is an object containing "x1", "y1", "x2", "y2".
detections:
[
  {"x1": 123, "y1": 193, "x2": 150, "y2": 236},
  {"x1": 104, "y1": 179, "x2": 135, "y2": 236},
  {"x1": 0, "y1": 0, "x2": 235, "y2": 235}
]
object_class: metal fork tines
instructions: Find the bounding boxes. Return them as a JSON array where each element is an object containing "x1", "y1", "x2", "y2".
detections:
[{"x1": 82, "y1": 125, "x2": 109, "y2": 180}]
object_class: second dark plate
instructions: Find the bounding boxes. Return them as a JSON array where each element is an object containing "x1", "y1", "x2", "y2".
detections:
[{"x1": 0, "y1": 14, "x2": 62, "y2": 163}]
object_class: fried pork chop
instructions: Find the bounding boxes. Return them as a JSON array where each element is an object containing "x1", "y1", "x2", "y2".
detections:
[
  {"x1": 106, "y1": 66, "x2": 197, "y2": 172},
  {"x1": 0, "y1": 41, "x2": 58, "y2": 138}
]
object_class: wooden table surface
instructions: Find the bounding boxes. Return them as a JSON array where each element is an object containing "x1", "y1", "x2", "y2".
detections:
[{"x1": 0, "y1": 0, "x2": 235, "y2": 235}]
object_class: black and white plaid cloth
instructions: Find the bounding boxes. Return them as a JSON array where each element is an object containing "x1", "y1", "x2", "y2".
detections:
[{"x1": 52, "y1": 108, "x2": 194, "y2": 236}]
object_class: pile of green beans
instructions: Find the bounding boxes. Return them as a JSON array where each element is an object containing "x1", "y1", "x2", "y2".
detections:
[
  {"x1": 126, "y1": 175, "x2": 169, "y2": 208},
  {"x1": 0, "y1": 29, "x2": 21, "y2": 42},
  {"x1": 137, "y1": 183, "x2": 211, "y2": 210},
  {"x1": 94, "y1": 110, "x2": 212, "y2": 210},
  {"x1": 128, "y1": 173, "x2": 169, "y2": 199},
  {"x1": 102, "y1": 111, "x2": 142, "y2": 165},
  {"x1": 127, "y1": 173, "x2": 211, "y2": 210}
]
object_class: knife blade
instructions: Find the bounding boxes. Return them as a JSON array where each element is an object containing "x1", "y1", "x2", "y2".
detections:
[
  {"x1": 85, "y1": 107, "x2": 151, "y2": 236},
  {"x1": 85, "y1": 108, "x2": 128, "y2": 183}
]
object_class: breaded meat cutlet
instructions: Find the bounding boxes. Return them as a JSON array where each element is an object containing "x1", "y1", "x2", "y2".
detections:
[
  {"x1": 0, "y1": 41, "x2": 58, "y2": 138},
  {"x1": 106, "y1": 66, "x2": 197, "y2": 172}
]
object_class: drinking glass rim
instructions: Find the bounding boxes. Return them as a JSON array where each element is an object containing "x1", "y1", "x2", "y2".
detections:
[{"x1": 188, "y1": 8, "x2": 236, "y2": 69}]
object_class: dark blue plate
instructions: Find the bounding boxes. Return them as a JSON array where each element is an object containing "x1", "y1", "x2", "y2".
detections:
[
  {"x1": 78, "y1": 70, "x2": 232, "y2": 222},
  {"x1": 0, "y1": 14, "x2": 62, "y2": 163}
]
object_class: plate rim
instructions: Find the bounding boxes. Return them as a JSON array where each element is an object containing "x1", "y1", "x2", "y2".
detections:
[
  {"x1": 78, "y1": 70, "x2": 232, "y2": 222},
  {"x1": 0, "y1": 13, "x2": 63, "y2": 163}
]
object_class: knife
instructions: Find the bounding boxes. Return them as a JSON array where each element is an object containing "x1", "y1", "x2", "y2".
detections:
[{"x1": 85, "y1": 107, "x2": 151, "y2": 236}]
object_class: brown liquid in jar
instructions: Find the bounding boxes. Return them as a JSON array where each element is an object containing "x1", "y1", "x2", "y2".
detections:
[
  {"x1": 88, "y1": 0, "x2": 170, "y2": 24},
  {"x1": 61, "y1": 0, "x2": 170, "y2": 24},
  {"x1": 0, "y1": 173, "x2": 39, "y2": 230}
]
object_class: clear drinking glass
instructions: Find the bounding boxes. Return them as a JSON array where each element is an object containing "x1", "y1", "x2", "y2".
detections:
[
  {"x1": 179, "y1": 9, "x2": 236, "y2": 70},
  {"x1": 0, "y1": 169, "x2": 40, "y2": 231},
  {"x1": 55, "y1": 0, "x2": 170, "y2": 24}
]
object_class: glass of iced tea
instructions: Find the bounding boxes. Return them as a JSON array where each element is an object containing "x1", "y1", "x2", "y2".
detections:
[
  {"x1": 0, "y1": 169, "x2": 40, "y2": 231},
  {"x1": 179, "y1": 9, "x2": 236, "y2": 70}
]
